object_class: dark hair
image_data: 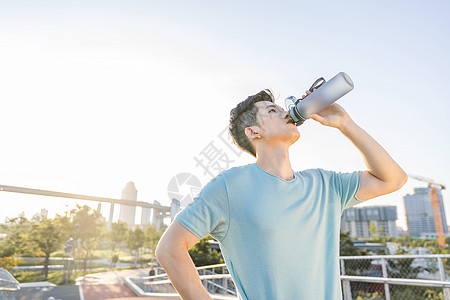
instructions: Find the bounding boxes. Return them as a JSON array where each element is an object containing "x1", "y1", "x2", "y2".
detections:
[{"x1": 229, "y1": 89, "x2": 274, "y2": 157}]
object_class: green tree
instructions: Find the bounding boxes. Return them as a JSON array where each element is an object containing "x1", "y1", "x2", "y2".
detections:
[
  {"x1": 340, "y1": 231, "x2": 361, "y2": 256},
  {"x1": 31, "y1": 216, "x2": 68, "y2": 278},
  {"x1": 188, "y1": 236, "x2": 223, "y2": 267},
  {"x1": 0, "y1": 256, "x2": 23, "y2": 272},
  {"x1": 368, "y1": 221, "x2": 384, "y2": 241},
  {"x1": 70, "y1": 205, "x2": 106, "y2": 271},
  {"x1": 2, "y1": 216, "x2": 40, "y2": 256},
  {"x1": 144, "y1": 224, "x2": 163, "y2": 255},
  {"x1": 0, "y1": 241, "x2": 14, "y2": 258},
  {"x1": 108, "y1": 221, "x2": 128, "y2": 267},
  {"x1": 340, "y1": 231, "x2": 369, "y2": 276},
  {"x1": 126, "y1": 226, "x2": 145, "y2": 266}
]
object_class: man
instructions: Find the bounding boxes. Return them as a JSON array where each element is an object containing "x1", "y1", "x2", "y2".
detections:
[{"x1": 156, "y1": 89, "x2": 407, "y2": 299}]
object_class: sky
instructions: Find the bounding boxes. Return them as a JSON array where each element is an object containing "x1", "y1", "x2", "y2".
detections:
[{"x1": 0, "y1": 0, "x2": 449, "y2": 230}]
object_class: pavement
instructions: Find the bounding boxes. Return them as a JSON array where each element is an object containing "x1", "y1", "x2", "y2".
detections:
[
  {"x1": 16, "y1": 285, "x2": 80, "y2": 300},
  {"x1": 77, "y1": 268, "x2": 177, "y2": 300},
  {"x1": 15, "y1": 268, "x2": 176, "y2": 300}
]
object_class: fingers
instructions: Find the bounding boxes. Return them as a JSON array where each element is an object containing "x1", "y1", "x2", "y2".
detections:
[
  {"x1": 301, "y1": 90, "x2": 312, "y2": 99},
  {"x1": 308, "y1": 113, "x2": 327, "y2": 124}
]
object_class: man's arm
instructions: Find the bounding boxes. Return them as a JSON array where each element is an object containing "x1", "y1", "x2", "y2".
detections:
[
  {"x1": 338, "y1": 117, "x2": 407, "y2": 200},
  {"x1": 155, "y1": 220, "x2": 212, "y2": 300},
  {"x1": 308, "y1": 100, "x2": 407, "y2": 200}
]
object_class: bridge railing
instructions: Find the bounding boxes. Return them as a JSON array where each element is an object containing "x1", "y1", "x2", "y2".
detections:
[
  {"x1": 127, "y1": 254, "x2": 450, "y2": 299},
  {"x1": 127, "y1": 264, "x2": 237, "y2": 299},
  {"x1": 340, "y1": 254, "x2": 450, "y2": 300},
  {"x1": 0, "y1": 268, "x2": 19, "y2": 300}
]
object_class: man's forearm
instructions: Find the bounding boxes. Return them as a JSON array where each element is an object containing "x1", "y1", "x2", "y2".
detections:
[
  {"x1": 156, "y1": 247, "x2": 212, "y2": 300},
  {"x1": 339, "y1": 117, "x2": 407, "y2": 186}
]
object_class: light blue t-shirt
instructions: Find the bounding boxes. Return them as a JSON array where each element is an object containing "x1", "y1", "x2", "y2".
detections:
[{"x1": 176, "y1": 163, "x2": 362, "y2": 300}]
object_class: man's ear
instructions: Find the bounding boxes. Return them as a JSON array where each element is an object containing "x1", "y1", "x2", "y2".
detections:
[{"x1": 245, "y1": 126, "x2": 261, "y2": 141}]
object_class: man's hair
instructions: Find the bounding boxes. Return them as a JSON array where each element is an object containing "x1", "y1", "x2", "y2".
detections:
[{"x1": 229, "y1": 89, "x2": 275, "y2": 157}]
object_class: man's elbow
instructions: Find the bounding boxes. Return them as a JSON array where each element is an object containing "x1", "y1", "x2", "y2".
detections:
[
  {"x1": 155, "y1": 239, "x2": 169, "y2": 263},
  {"x1": 392, "y1": 170, "x2": 408, "y2": 192}
]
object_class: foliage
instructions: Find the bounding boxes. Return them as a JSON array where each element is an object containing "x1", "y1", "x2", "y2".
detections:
[
  {"x1": 355, "y1": 291, "x2": 384, "y2": 300},
  {"x1": 126, "y1": 226, "x2": 145, "y2": 266},
  {"x1": 390, "y1": 285, "x2": 444, "y2": 300},
  {"x1": 0, "y1": 241, "x2": 14, "y2": 258},
  {"x1": 107, "y1": 221, "x2": 128, "y2": 267},
  {"x1": 368, "y1": 221, "x2": 385, "y2": 241},
  {"x1": 13, "y1": 267, "x2": 132, "y2": 285},
  {"x1": 144, "y1": 224, "x2": 163, "y2": 254},
  {"x1": 188, "y1": 235, "x2": 223, "y2": 267},
  {"x1": 31, "y1": 216, "x2": 69, "y2": 278},
  {"x1": 2, "y1": 217, "x2": 41, "y2": 256},
  {"x1": 70, "y1": 205, "x2": 106, "y2": 271},
  {"x1": 340, "y1": 231, "x2": 364, "y2": 256},
  {"x1": 0, "y1": 256, "x2": 23, "y2": 272}
]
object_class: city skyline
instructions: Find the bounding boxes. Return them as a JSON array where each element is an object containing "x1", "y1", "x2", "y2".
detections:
[{"x1": 0, "y1": 1, "x2": 449, "y2": 232}]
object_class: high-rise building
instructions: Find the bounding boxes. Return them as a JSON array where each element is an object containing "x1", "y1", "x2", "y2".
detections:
[
  {"x1": 341, "y1": 206, "x2": 398, "y2": 238},
  {"x1": 404, "y1": 187, "x2": 448, "y2": 238},
  {"x1": 141, "y1": 208, "x2": 152, "y2": 226},
  {"x1": 119, "y1": 182, "x2": 137, "y2": 226}
]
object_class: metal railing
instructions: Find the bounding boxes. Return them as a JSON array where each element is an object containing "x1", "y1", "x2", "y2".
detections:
[
  {"x1": 340, "y1": 254, "x2": 450, "y2": 300},
  {"x1": 126, "y1": 255, "x2": 450, "y2": 299},
  {"x1": 0, "y1": 268, "x2": 20, "y2": 300},
  {"x1": 127, "y1": 264, "x2": 237, "y2": 299}
]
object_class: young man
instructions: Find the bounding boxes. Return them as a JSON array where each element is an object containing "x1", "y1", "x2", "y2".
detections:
[{"x1": 156, "y1": 89, "x2": 407, "y2": 300}]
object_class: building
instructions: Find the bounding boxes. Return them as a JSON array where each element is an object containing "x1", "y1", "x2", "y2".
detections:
[
  {"x1": 141, "y1": 208, "x2": 152, "y2": 226},
  {"x1": 119, "y1": 182, "x2": 137, "y2": 226},
  {"x1": 32, "y1": 209, "x2": 48, "y2": 221},
  {"x1": 404, "y1": 187, "x2": 448, "y2": 238},
  {"x1": 341, "y1": 206, "x2": 398, "y2": 238}
]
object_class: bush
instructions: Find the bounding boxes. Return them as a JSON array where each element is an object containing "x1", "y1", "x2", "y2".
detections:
[
  {"x1": 188, "y1": 236, "x2": 223, "y2": 267},
  {"x1": 0, "y1": 257, "x2": 23, "y2": 272}
]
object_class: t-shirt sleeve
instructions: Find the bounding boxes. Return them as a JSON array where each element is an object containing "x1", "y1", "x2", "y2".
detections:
[
  {"x1": 323, "y1": 169, "x2": 363, "y2": 212},
  {"x1": 175, "y1": 173, "x2": 230, "y2": 242}
]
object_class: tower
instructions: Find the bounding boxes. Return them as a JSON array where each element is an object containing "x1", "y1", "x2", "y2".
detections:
[{"x1": 119, "y1": 182, "x2": 137, "y2": 226}]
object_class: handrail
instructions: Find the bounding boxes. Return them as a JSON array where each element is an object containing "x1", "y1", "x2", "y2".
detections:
[
  {"x1": 142, "y1": 263, "x2": 229, "y2": 280},
  {"x1": 341, "y1": 275, "x2": 450, "y2": 287},
  {"x1": 340, "y1": 254, "x2": 450, "y2": 259},
  {"x1": 145, "y1": 274, "x2": 232, "y2": 286}
]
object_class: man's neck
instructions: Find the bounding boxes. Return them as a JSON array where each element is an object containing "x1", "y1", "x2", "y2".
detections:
[{"x1": 255, "y1": 146, "x2": 294, "y2": 181}]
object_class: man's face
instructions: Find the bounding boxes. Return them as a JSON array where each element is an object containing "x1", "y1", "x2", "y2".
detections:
[{"x1": 252, "y1": 101, "x2": 300, "y2": 145}]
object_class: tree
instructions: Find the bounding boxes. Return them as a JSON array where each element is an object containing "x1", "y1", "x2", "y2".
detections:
[
  {"x1": 339, "y1": 231, "x2": 370, "y2": 278},
  {"x1": 70, "y1": 205, "x2": 106, "y2": 272},
  {"x1": 108, "y1": 221, "x2": 128, "y2": 267},
  {"x1": 368, "y1": 221, "x2": 384, "y2": 241},
  {"x1": 0, "y1": 256, "x2": 23, "y2": 272},
  {"x1": 31, "y1": 216, "x2": 68, "y2": 278},
  {"x1": 340, "y1": 231, "x2": 361, "y2": 256},
  {"x1": 126, "y1": 226, "x2": 145, "y2": 266},
  {"x1": 2, "y1": 216, "x2": 40, "y2": 257},
  {"x1": 188, "y1": 236, "x2": 223, "y2": 267},
  {"x1": 144, "y1": 224, "x2": 163, "y2": 255}
]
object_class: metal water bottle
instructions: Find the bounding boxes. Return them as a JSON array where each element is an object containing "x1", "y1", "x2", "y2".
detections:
[{"x1": 286, "y1": 72, "x2": 354, "y2": 126}]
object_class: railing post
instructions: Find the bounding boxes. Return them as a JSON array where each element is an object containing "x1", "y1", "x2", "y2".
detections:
[
  {"x1": 437, "y1": 257, "x2": 450, "y2": 300},
  {"x1": 202, "y1": 270, "x2": 207, "y2": 289},
  {"x1": 381, "y1": 258, "x2": 391, "y2": 300},
  {"x1": 222, "y1": 266, "x2": 227, "y2": 294},
  {"x1": 341, "y1": 258, "x2": 352, "y2": 300}
]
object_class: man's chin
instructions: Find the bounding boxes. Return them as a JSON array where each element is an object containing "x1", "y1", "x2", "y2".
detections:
[{"x1": 288, "y1": 131, "x2": 300, "y2": 145}]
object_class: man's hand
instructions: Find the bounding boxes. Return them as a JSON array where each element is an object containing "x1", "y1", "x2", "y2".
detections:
[
  {"x1": 299, "y1": 89, "x2": 407, "y2": 200},
  {"x1": 300, "y1": 90, "x2": 351, "y2": 129}
]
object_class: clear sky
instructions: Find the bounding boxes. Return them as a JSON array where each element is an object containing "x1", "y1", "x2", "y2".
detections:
[{"x1": 0, "y1": 1, "x2": 449, "y2": 230}]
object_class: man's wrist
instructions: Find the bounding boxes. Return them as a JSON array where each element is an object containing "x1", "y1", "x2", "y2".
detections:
[{"x1": 338, "y1": 117, "x2": 357, "y2": 135}]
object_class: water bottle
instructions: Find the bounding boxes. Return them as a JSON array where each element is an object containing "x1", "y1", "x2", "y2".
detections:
[{"x1": 285, "y1": 72, "x2": 354, "y2": 126}]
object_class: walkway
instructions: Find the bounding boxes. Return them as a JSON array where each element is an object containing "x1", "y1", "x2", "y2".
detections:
[{"x1": 77, "y1": 268, "x2": 178, "y2": 300}]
